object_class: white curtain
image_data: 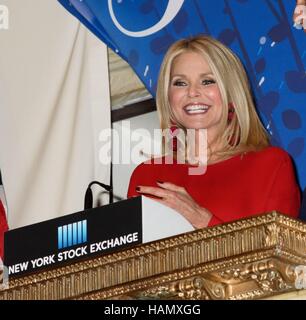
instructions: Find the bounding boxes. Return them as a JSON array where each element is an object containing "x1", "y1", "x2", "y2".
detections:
[
  {"x1": 108, "y1": 48, "x2": 151, "y2": 109},
  {"x1": 0, "y1": 0, "x2": 111, "y2": 228}
]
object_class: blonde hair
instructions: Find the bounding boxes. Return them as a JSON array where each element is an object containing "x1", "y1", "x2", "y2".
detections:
[{"x1": 156, "y1": 35, "x2": 270, "y2": 160}]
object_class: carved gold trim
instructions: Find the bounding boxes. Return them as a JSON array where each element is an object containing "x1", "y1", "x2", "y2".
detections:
[{"x1": 1, "y1": 212, "x2": 306, "y2": 300}]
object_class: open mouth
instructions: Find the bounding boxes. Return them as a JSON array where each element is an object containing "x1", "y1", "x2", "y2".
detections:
[{"x1": 183, "y1": 104, "x2": 210, "y2": 115}]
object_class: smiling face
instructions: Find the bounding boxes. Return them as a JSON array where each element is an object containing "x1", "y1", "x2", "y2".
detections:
[{"x1": 168, "y1": 51, "x2": 224, "y2": 143}]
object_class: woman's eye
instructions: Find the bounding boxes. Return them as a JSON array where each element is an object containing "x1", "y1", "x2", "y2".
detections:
[
  {"x1": 173, "y1": 80, "x2": 187, "y2": 86},
  {"x1": 202, "y1": 79, "x2": 216, "y2": 85}
]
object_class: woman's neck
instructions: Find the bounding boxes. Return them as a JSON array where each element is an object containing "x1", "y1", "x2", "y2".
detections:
[{"x1": 186, "y1": 129, "x2": 222, "y2": 165}]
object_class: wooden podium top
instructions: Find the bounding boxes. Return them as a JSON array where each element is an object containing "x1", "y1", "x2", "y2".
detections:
[{"x1": 1, "y1": 211, "x2": 306, "y2": 300}]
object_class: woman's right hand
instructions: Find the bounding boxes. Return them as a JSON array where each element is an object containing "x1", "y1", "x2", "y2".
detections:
[{"x1": 136, "y1": 181, "x2": 212, "y2": 229}]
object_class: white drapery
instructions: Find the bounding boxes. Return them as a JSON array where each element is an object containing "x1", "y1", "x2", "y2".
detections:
[
  {"x1": 108, "y1": 48, "x2": 151, "y2": 109},
  {"x1": 0, "y1": 0, "x2": 111, "y2": 228}
]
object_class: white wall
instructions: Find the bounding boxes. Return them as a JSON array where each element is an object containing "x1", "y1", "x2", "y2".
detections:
[{"x1": 112, "y1": 111, "x2": 160, "y2": 200}]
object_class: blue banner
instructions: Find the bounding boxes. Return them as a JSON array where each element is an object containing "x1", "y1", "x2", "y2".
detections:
[{"x1": 58, "y1": 1, "x2": 306, "y2": 194}]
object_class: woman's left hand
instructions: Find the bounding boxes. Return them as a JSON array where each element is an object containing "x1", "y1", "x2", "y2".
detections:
[{"x1": 136, "y1": 181, "x2": 212, "y2": 229}]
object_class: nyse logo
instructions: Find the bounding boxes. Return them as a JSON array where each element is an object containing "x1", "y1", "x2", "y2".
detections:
[
  {"x1": 58, "y1": 220, "x2": 87, "y2": 249},
  {"x1": 108, "y1": 0, "x2": 184, "y2": 37}
]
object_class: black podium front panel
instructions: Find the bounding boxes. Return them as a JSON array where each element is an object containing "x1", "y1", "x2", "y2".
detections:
[{"x1": 4, "y1": 197, "x2": 142, "y2": 276}]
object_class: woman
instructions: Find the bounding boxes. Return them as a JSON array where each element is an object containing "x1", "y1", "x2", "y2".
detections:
[{"x1": 127, "y1": 35, "x2": 300, "y2": 228}]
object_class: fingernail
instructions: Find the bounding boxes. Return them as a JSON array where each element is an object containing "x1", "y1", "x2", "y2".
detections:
[
  {"x1": 136, "y1": 186, "x2": 141, "y2": 192},
  {"x1": 156, "y1": 180, "x2": 164, "y2": 184}
]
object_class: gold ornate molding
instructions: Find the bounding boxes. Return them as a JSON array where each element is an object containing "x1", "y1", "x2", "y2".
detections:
[{"x1": 1, "y1": 211, "x2": 306, "y2": 300}]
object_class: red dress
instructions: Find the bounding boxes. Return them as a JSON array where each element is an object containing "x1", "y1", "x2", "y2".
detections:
[
  {"x1": 127, "y1": 146, "x2": 300, "y2": 227},
  {"x1": 0, "y1": 200, "x2": 8, "y2": 260}
]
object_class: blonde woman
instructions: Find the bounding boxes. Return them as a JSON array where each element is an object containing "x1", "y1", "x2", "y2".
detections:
[{"x1": 127, "y1": 35, "x2": 300, "y2": 228}]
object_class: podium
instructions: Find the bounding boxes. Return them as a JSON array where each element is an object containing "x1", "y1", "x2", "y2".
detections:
[
  {"x1": 3, "y1": 196, "x2": 194, "y2": 277},
  {"x1": 1, "y1": 205, "x2": 306, "y2": 299}
]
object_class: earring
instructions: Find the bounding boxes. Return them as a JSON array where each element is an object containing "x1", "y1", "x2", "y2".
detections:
[
  {"x1": 170, "y1": 125, "x2": 178, "y2": 152},
  {"x1": 228, "y1": 103, "x2": 235, "y2": 122}
]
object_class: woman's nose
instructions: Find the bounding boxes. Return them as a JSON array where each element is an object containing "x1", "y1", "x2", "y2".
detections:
[{"x1": 187, "y1": 83, "x2": 201, "y2": 97}]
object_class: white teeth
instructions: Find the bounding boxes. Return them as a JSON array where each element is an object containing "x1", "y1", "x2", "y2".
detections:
[
  {"x1": 187, "y1": 110, "x2": 207, "y2": 114},
  {"x1": 184, "y1": 105, "x2": 209, "y2": 114}
]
